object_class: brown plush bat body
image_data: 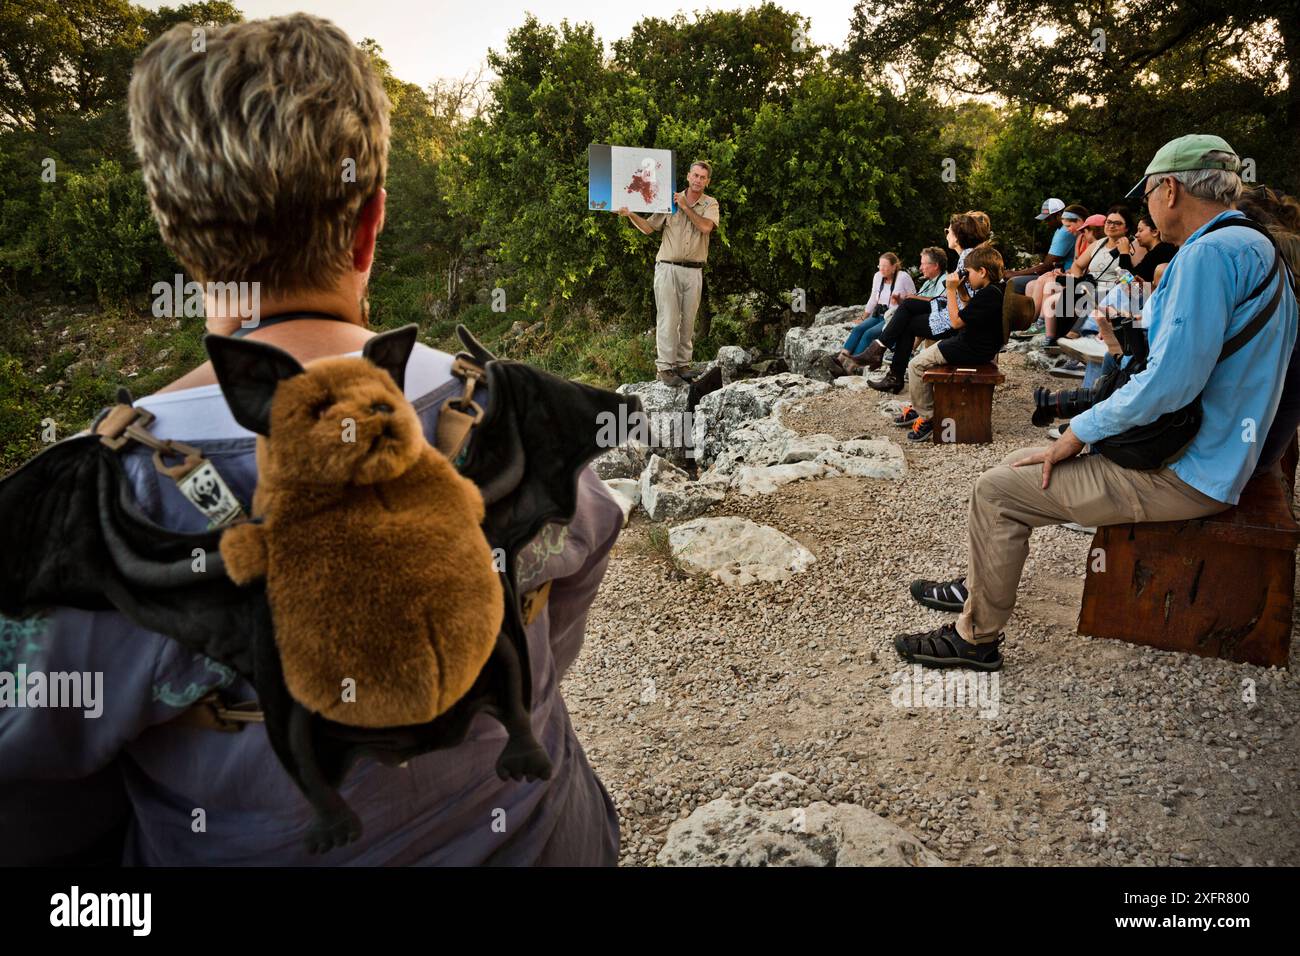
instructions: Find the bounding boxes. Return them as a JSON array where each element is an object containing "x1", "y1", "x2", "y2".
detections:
[{"x1": 216, "y1": 326, "x2": 502, "y2": 728}]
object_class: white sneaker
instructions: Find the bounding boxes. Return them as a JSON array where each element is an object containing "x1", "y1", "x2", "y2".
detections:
[{"x1": 1047, "y1": 426, "x2": 1063, "y2": 440}]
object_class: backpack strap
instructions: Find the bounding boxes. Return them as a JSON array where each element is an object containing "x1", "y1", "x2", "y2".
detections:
[
  {"x1": 93, "y1": 389, "x2": 246, "y2": 528},
  {"x1": 1201, "y1": 217, "x2": 1291, "y2": 363}
]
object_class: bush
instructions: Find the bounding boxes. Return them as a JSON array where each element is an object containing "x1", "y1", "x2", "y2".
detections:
[{"x1": 47, "y1": 159, "x2": 175, "y2": 302}]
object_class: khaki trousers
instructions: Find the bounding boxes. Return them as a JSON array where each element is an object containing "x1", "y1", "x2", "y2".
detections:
[
  {"x1": 654, "y1": 262, "x2": 703, "y2": 370},
  {"x1": 956, "y1": 446, "x2": 1229, "y2": 644},
  {"x1": 906, "y1": 342, "x2": 949, "y2": 420}
]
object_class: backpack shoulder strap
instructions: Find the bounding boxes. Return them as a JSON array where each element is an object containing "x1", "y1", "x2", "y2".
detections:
[{"x1": 1208, "y1": 217, "x2": 1289, "y2": 363}]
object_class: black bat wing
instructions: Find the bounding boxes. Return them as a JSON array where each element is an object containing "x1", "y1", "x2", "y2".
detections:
[{"x1": 0, "y1": 434, "x2": 264, "y2": 678}]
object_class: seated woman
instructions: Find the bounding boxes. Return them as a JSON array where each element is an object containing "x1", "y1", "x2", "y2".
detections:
[
  {"x1": 837, "y1": 247, "x2": 945, "y2": 373},
  {"x1": 1021, "y1": 204, "x2": 1088, "y2": 316},
  {"x1": 1039, "y1": 204, "x2": 1136, "y2": 346},
  {"x1": 836, "y1": 251, "x2": 915, "y2": 362},
  {"x1": 860, "y1": 213, "x2": 987, "y2": 393}
]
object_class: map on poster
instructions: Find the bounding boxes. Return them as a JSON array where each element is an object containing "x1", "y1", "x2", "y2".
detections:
[{"x1": 589, "y1": 144, "x2": 675, "y2": 215}]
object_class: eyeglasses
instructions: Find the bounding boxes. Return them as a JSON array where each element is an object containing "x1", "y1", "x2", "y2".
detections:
[
  {"x1": 1141, "y1": 177, "x2": 1170, "y2": 204},
  {"x1": 1104, "y1": 219, "x2": 1126, "y2": 226}
]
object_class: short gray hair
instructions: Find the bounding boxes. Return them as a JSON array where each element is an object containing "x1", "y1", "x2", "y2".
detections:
[
  {"x1": 128, "y1": 14, "x2": 391, "y2": 291},
  {"x1": 1155, "y1": 150, "x2": 1243, "y2": 206}
]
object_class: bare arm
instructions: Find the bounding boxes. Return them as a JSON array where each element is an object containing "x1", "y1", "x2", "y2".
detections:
[{"x1": 618, "y1": 207, "x2": 655, "y2": 236}]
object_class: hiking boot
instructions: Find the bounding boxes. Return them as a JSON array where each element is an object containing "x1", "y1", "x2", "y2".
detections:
[
  {"x1": 910, "y1": 576, "x2": 968, "y2": 612},
  {"x1": 907, "y1": 417, "x2": 933, "y2": 442},
  {"x1": 675, "y1": 365, "x2": 704, "y2": 381},
  {"x1": 894, "y1": 623, "x2": 1004, "y2": 671},
  {"x1": 656, "y1": 369, "x2": 688, "y2": 387},
  {"x1": 868, "y1": 372, "x2": 903, "y2": 394},
  {"x1": 893, "y1": 405, "x2": 919, "y2": 427},
  {"x1": 861, "y1": 339, "x2": 887, "y2": 370}
]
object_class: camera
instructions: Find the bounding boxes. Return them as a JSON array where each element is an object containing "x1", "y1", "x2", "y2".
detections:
[
  {"x1": 957, "y1": 267, "x2": 969, "y2": 284},
  {"x1": 1031, "y1": 385, "x2": 1098, "y2": 426}
]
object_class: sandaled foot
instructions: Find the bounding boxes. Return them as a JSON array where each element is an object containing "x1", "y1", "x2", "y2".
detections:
[
  {"x1": 894, "y1": 623, "x2": 1003, "y2": 671},
  {"x1": 910, "y1": 576, "x2": 968, "y2": 611}
]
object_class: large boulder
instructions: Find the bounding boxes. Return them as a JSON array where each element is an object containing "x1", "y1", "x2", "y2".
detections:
[
  {"x1": 639, "y1": 455, "x2": 723, "y2": 522},
  {"x1": 591, "y1": 443, "x2": 648, "y2": 480},
  {"x1": 731, "y1": 460, "x2": 831, "y2": 496},
  {"x1": 691, "y1": 373, "x2": 830, "y2": 468},
  {"x1": 658, "y1": 773, "x2": 944, "y2": 867},
  {"x1": 614, "y1": 380, "x2": 695, "y2": 467},
  {"x1": 783, "y1": 323, "x2": 854, "y2": 382},
  {"x1": 812, "y1": 304, "x2": 867, "y2": 328},
  {"x1": 668, "y1": 516, "x2": 815, "y2": 586},
  {"x1": 713, "y1": 345, "x2": 756, "y2": 381},
  {"x1": 705, "y1": 417, "x2": 798, "y2": 477}
]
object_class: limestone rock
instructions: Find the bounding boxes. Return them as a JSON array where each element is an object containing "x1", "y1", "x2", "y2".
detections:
[
  {"x1": 691, "y1": 374, "x2": 830, "y2": 468},
  {"x1": 811, "y1": 304, "x2": 867, "y2": 328},
  {"x1": 591, "y1": 443, "x2": 648, "y2": 480},
  {"x1": 783, "y1": 323, "x2": 854, "y2": 382},
  {"x1": 639, "y1": 455, "x2": 722, "y2": 522},
  {"x1": 732, "y1": 460, "x2": 831, "y2": 496},
  {"x1": 668, "y1": 517, "x2": 815, "y2": 586},
  {"x1": 615, "y1": 379, "x2": 695, "y2": 466},
  {"x1": 713, "y1": 345, "x2": 756, "y2": 381},
  {"x1": 657, "y1": 773, "x2": 944, "y2": 867}
]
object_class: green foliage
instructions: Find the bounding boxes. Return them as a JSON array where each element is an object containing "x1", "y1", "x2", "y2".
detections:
[
  {"x1": 47, "y1": 159, "x2": 176, "y2": 300},
  {"x1": 967, "y1": 110, "x2": 1113, "y2": 255}
]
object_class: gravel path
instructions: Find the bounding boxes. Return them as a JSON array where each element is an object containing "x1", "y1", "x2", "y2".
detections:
[{"x1": 565, "y1": 350, "x2": 1300, "y2": 866}]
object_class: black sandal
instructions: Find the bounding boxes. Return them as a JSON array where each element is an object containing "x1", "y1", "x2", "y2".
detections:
[
  {"x1": 894, "y1": 623, "x2": 1003, "y2": 671},
  {"x1": 910, "y1": 576, "x2": 968, "y2": 612}
]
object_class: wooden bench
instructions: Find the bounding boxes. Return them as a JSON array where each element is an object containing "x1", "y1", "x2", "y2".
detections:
[
  {"x1": 1078, "y1": 468, "x2": 1299, "y2": 667},
  {"x1": 921, "y1": 363, "x2": 1005, "y2": 443}
]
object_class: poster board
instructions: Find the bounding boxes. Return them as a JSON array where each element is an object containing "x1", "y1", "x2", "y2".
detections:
[{"x1": 589, "y1": 144, "x2": 676, "y2": 215}]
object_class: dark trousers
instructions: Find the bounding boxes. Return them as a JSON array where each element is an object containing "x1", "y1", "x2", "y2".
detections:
[{"x1": 874, "y1": 298, "x2": 939, "y2": 380}]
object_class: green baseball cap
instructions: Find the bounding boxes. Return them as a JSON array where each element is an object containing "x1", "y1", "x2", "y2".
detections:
[{"x1": 1126, "y1": 134, "x2": 1240, "y2": 198}]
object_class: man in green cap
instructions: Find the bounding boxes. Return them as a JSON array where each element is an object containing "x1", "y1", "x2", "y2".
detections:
[{"x1": 889, "y1": 134, "x2": 1297, "y2": 671}]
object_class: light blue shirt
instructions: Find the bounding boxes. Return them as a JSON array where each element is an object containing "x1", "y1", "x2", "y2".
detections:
[
  {"x1": 1049, "y1": 225, "x2": 1076, "y2": 269},
  {"x1": 1070, "y1": 211, "x2": 1297, "y2": 505}
]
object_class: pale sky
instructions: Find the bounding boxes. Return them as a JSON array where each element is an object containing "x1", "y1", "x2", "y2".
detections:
[{"x1": 143, "y1": 0, "x2": 863, "y2": 88}]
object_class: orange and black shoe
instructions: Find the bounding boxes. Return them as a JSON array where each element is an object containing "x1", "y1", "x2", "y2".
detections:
[
  {"x1": 907, "y1": 417, "x2": 933, "y2": 442},
  {"x1": 893, "y1": 405, "x2": 919, "y2": 428}
]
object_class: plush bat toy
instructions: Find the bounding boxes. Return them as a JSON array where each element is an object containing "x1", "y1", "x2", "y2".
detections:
[
  {"x1": 0, "y1": 324, "x2": 636, "y2": 853},
  {"x1": 212, "y1": 325, "x2": 504, "y2": 730}
]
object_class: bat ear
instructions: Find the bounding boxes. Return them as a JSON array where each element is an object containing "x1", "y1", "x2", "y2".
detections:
[
  {"x1": 204, "y1": 334, "x2": 305, "y2": 436},
  {"x1": 362, "y1": 324, "x2": 419, "y2": 392}
]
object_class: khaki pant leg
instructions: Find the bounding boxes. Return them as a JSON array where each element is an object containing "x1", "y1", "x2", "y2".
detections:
[
  {"x1": 653, "y1": 262, "x2": 679, "y2": 371},
  {"x1": 906, "y1": 343, "x2": 948, "y2": 420},
  {"x1": 955, "y1": 449, "x2": 1229, "y2": 643},
  {"x1": 676, "y1": 267, "x2": 703, "y2": 366}
]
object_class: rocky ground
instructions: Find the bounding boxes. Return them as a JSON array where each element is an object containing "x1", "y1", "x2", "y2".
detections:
[{"x1": 564, "y1": 349, "x2": 1300, "y2": 866}]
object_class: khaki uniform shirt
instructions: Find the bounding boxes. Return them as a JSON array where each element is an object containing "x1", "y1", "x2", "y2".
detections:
[{"x1": 647, "y1": 194, "x2": 720, "y2": 263}]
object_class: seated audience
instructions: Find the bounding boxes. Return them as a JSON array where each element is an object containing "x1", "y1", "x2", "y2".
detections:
[
  {"x1": 861, "y1": 213, "x2": 987, "y2": 393},
  {"x1": 837, "y1": 247, "x2": 944, "y2": 373},
  {"x1": 1040, "y1": 205, "x2": 1137, "y2": 346},
  {"x1": 1006, "y1": 198, "x2": 1070, "y2": 291},
  {"x1": 896, "y1": 134, "x2": 1296, "y2": 672},
  {"x1": 892, "y1": 246, "x2": 1007, "y2": 442}
]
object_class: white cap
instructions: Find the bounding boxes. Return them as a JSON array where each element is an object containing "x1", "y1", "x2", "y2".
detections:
[{"x1": 1035, "y1": 198, "x2": 1065, "y2": 220}]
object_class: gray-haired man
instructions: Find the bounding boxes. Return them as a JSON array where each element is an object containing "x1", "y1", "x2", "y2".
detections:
[{"x1": 619, "y1": 160, "x2": 721, "y2": 387}]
